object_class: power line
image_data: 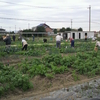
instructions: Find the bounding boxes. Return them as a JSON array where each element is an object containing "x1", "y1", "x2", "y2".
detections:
[
  {"x1": 0, "y1": 1, "x2": 57, "y2": 9},
  {"x1": 0, "y1": 17, "x2": 92, "y2": 23},
  {"x1": 0, "y1": 1, "x2": 87, "y2": 9}
]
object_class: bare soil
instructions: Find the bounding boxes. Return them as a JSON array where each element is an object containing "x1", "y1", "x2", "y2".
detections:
[
  {"x1": 1, "y1": 72, "x2": 100, "y2": 100},
  {"x1": 1, "y1": 55, "x2": 100, "y2": 100}
]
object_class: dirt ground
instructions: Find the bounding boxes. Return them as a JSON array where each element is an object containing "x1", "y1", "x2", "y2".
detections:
[
  {"x1": 1, "y1": 71, "x2": 100, "y2": 100},
  {"x1": 1, "y1": 55, "x2": 100, "y2": 100}
]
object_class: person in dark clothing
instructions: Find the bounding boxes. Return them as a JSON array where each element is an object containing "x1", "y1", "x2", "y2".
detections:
[
  {"x1": 3, "y1": 34, "x2": 11, "y2": 47},
  {"x1": 69, "y1": 37, "x2": 74, "y2": 47},
  {"x1": 71, "y1": 39, "x2": 74, "y2": 47},
  {"x1": 43, "y1": 39, "x2": 47, "y2": 43},
  {"x1": 12, "y1": 35, "x2": 16, "y2": 41}
]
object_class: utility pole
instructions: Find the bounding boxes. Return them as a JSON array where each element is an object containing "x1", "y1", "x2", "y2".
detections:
[
  {"x1": 88, "y1": 5, "x2": 91, "y2": 31},
  {"x1": 15, "y1": 25, "x2": 16, "y2": 33},
  {"x1": 70, "y1": 19, "x2": 72, "y2": 37},
  {"x1": 71, "y1": 19, "x2": 72, "y2": 30}
]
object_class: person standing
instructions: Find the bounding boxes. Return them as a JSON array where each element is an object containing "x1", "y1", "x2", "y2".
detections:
[
  {"x1": 22, "y1": 39, "x2": 28, "y2": 50},
  {"x1": 56, "y1": 33, "x2": 62, "y2": 48},
  {"x1": 12, "y1": 35, "x2": 16, "y2": 41},
  {"x1": 69, "y1": 37, "x2": 74, "y2": 47},
  {"x1": 32, "y1": 34, "x2": 35, "y2": 41},
  {"x1": 3, "y1": 34, "x2": 11, "y2": 48}
]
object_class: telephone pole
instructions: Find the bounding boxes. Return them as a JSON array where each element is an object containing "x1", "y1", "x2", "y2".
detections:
[
  {"x1": 88, "y1": 5, "x2": 91, "y2": 31},
  {"x1": 71, "y1": 19, "x2": 72, "y2": 30}
]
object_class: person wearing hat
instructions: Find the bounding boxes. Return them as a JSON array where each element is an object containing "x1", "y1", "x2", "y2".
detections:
[
  {"x1": 22, "y1": 39, "x2": 28, "y2": 50},
  {"x1": 3, "y1": 34, "x2": 11, "y2": 47},
  {"x1": 55, "y1": 33, "x2": 62, "y2": 48},
  {"x1": 94, "y1": 45, "x2": 98, "y2": 52}
]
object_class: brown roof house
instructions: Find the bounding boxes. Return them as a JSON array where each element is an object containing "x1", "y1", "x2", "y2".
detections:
[{"x1": 37, "y1": 23, "x2": 53, "y2": 32}]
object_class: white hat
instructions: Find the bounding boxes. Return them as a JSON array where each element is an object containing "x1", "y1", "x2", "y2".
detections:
[
  {"x1": 57, "y1": 33, "x2": 59, "y2": 35},
  {"x1": 6, "y1": 34, "x2": 9, "y2": 36}
]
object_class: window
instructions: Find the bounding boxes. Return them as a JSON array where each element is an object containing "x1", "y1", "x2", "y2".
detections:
[
  {"x1": 73, "y1": 33, "x2": 75, "y2": 39},
  {"x1": 85, "y1": 33, "x2": 87, "y2": 36},
  {"x1": 79, "y1": 33, "x2": 81, "y2": 39}
]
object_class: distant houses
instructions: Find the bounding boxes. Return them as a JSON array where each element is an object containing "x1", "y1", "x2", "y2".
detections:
[
  {"x1": 32, "y1": 23, "x2": 53, "y2": 33},
  {"x1": 0, "y1": 28, "x2": 6, "y2": 33}
]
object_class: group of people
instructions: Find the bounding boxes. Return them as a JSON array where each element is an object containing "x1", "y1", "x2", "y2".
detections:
[
  {"x1": 3, "y1": 34, "x2": 28, "y2": 51},
  {"x1": 5, "y1": 33, "x2": 100, "y2": 52},
  {"x1": 55, "y1": 33, "x2": 74, "y2": 48}
]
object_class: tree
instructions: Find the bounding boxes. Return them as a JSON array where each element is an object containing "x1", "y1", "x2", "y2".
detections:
[
  {"x1": 78, "y1": 27, "x2": 83, "y2": 31},
  {"x1": 35, "y1": 26, "x2": 45, "y2": 32},
  {"x1": 53, "y1": 29, "x2": 57, "y2": 34},
  {"x1": 22, "y1": 29, "x2": 34, "y2": 32},
  {"x1": 59, "y1": 27, "x2": 66, "y2": 32},
  {"x1": 66, "y1": 27, "x2": 71, "y2": 31}
]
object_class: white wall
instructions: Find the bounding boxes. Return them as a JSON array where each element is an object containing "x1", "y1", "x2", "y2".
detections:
[
  {"x1": 71, "y1": 31, "x2": 94, "y2": 39},
  {"x1": 63, "y1": 31, "x2": 94, "y2": 40}
]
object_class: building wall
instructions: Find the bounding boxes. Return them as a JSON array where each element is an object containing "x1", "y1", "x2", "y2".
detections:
[
  {"x1": 63, "y1": 31, "x2": 94, "y2": 39},
  {"x1": 45, "y1": 27, "x2": 53, "y2": 32}
]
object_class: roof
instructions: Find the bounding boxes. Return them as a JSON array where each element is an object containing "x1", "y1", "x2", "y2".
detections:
[{"x1": 37, "y1": 23, "x2": 52, "y2": 29}]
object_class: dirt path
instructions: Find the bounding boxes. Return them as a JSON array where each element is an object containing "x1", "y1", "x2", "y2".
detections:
[{"x1": 1, "y1": 74, "x2": 100, "y2": 100}]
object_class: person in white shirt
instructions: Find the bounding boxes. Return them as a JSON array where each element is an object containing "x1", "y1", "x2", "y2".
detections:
[
  {"x1": 55, "y1": 33, "x2": 62, "y2": 48},
  {"x1": 22, "y1": 39, "x2": 28, "y2": 50},
  {"x1": 96, "y1": 40, "x2": 100, "y2": 47}
]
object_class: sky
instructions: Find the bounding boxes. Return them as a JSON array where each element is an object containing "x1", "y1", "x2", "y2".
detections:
[{"x1": 0, "y1": 0, "x2": 100, "y2": 32}]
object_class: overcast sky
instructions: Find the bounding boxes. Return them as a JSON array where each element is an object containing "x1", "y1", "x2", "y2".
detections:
[{"x1": 0, "y1": 0, "x2": 100, "y2": 32}]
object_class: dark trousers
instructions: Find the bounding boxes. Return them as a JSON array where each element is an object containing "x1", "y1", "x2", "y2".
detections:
[
  {"x1": 13, "y1": 37, "x2": 15, "y2": 41},
  {"x1": 71, "y1": 40, "x2": 74, "y2": 47},
  {"x1": 22, "y1": 44, "x2": 27, "y2": 50},
  {"x1": 56, "y1": 41, "x2": 61, "y2": 48}
]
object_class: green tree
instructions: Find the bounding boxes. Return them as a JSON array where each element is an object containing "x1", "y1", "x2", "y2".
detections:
[
  {"x1": 35, "y1": 26, "x2": 46, "y2": 32},
  {"x1": 54, "y1": 29, "x2": 57, "y2": 34},
  {"x1": 22, "y1": 29, "x2": 34, "y2": 32},
  {"x1": 66, "y1": 27, "x2": 71, "y2": 31},
  {"x1": 59, "y1": 27, "x2": 66, "y2": 32},
  {"x1": 78, "y1": 27, "x2": 83, "y2": 31}
]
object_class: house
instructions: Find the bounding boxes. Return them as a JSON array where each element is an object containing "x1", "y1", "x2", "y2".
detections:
[
  {"x1": 62, "y1": 31, "x2": 94, "y2": 40},
  {"x1": 0, "y1": 28, "x2": 6, "y2": 33},
  {"x1": 36, "y1": 23, "x2": 53, "y2": 32}
]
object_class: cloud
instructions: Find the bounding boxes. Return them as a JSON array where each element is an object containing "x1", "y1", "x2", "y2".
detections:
[{"x1": 0, "y1": 0, "x2": 100, "y2": 31}]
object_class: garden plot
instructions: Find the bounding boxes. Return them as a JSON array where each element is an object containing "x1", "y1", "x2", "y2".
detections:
[{"x1": 0, "y1": 39, "x2": 100, "y2": 100}]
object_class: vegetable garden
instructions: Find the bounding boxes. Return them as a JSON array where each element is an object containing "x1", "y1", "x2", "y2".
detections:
[{"x1": 0, "y1": 37, "x2": 99, "y2": 99}]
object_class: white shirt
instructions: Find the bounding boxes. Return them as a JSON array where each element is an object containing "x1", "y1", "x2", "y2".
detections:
[
  {"x1": 96, "y1": 41, "x2": 100, "y2": 47},
  {"x1": 22, "y1": 39, "x2": 27, "y2": 47},
  {"x1": 56, "y1": 35, "x2": 62, "y2": 41}
]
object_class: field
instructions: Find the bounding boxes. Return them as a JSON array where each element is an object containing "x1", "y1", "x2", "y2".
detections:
[{"x1": 0, "y1": 37, "x2": 100, "y2": 100}]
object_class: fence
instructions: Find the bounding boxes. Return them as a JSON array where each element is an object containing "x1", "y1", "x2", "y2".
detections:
[{"x1": 0, "y1": 32, "x2": 57, "y2": 43}]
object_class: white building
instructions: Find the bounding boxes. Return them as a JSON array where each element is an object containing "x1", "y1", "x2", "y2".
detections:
[{"x1": 63, "y1": 31, "x2": 94, "y2": 39}]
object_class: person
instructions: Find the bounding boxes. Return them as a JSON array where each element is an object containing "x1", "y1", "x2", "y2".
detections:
[
  {"x1": 22, "y1": 39, "x2": 28, "y2": 50},
  {"x1": 43, "y1": 39, "x2": 47, "y2": 43},
  {"x1": 69, "y1": 37, "x2": 74, "y2": 47},
  {"x1": 32, "y1": 34, "x2": 35, "y2": 41},
  {"x1": 55, "y1": 33, "x2": 62, "y2": 48},
  {"x1": 12, "y1": 35, "x2": 16, "y2": 41},
  {"x1": 96, "y1": 40, "x2": 100, "y2": 47},
  {"x1": 85, "y1": 35, "x2": 87, "y2": 40},
  {"x1": 71, "y1": 39, "x2": 74, "y2": 47},
  {"x1": 3, "y1": 34, "x2": 11, "y2": 48},
  {"x1": 94, "y1": 45, "x2": 98, "y2": 52}
]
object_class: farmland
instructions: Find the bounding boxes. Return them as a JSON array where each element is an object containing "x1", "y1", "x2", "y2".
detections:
[{"x1": 0, "y1": 37, "x2": 100, "y2": 100}]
